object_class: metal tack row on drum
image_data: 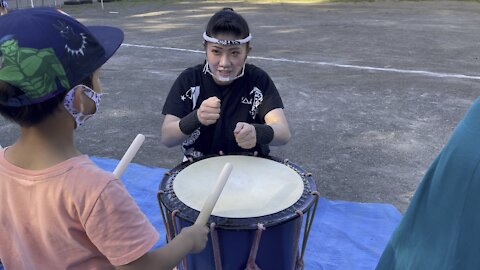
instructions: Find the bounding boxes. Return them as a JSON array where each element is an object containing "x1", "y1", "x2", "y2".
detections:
[{"x1": 158, "y1": 154, "x2": 319, "y2": 270}]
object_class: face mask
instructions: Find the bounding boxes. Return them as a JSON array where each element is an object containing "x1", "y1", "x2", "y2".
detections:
[
  {"x1": 63, "y1": 84, "x2": 102, "y2": 128},
  {"x1": 203, "y1": 61, "x2": 246, "y2": 83}
]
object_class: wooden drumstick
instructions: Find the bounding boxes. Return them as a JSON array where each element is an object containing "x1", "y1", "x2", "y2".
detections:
[
  {"x1": 113, "y1": 134, "x2": 145, "y2": 178},
  {"x1": 194, "y1": 162, "x2": 233, "y2": 225}
]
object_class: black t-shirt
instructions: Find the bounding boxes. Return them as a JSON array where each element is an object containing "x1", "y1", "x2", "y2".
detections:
[{"x1": 162, "y1": 63, "x2": 284, "y2": 158}]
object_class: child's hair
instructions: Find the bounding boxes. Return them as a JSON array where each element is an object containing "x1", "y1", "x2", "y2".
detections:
[
  {"x1": 0, "y1": 75, "x2": 93, "y2": 127},
  {"x1": 205, "y1": 7, "x2": 250, "y2": 40},
  {"x1": 0, "y1": 82, "x2": 67, "y2": 126}
]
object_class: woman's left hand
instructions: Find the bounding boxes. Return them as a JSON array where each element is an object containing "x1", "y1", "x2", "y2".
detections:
[{"x1": 234, "y1": 122, "x2": 256, "y2": 149}]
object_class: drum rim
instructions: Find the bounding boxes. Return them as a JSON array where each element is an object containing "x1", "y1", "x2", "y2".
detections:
[{"x1": 158, "y1": 153, "x2": 317, "y2": 230}]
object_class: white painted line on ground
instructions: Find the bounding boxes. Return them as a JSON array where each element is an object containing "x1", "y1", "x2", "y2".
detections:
[
  {"x1": 123, "y1": 43, "x2": 202, "y2": 54},
  {"x1": 122, "y1": 43, "x2": 480, "y2": 81}
]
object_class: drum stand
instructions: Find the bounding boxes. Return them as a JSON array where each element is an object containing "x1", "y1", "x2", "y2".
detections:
[
  {"x1": 293, "y1": 191, "x2": 320, "y2": 270},
  {"x1": 157, "y1": 155, "x2": 320, "y2": 270},
  {"x1": 158, "y1": 190, "x2": 320, "y2": 270}
]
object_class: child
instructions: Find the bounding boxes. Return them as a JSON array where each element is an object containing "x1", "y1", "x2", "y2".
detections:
[
  {"x1": 0, "y1": 7, "x2": 208, "y2": 270},
  {"x1": 161, "y1": 7, "x2": 291, "y2": 160}
]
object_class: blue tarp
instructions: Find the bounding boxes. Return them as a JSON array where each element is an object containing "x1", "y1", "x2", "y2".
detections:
[
  {"x1": 0, "y1": 157, "x2": 402, "y2": 270},
  {"x1": 92, "y1": 156, "x2": 402, "y2": 270}
]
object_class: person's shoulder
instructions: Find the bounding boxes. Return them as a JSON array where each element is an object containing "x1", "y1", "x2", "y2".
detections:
[
  {"x1": 65, "y1": 155, "x2": 116, "y2": 188},
  {"x1": 23, "y1": 155, "x2": 118, "y2": 211},
  {"x1": 245, "y1": 64, "x2": 273, "y2": 87},
  {"x1": 173, "y1": 63, "x2": 205, "y2": 87},
  {"x1": 245, "y1": 63, "x2": 270, "y2": 78},
  {"x1": 245, "y1": 63, "x2": 262, "y2": 72},
  {"x1": 180, "y1": 63, "x2": 204, "y2": 77}
]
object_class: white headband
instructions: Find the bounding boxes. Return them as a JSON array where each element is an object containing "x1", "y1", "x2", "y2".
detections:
[{"x1": 202, "y1": 32, "x2": 252, "y2": 46}]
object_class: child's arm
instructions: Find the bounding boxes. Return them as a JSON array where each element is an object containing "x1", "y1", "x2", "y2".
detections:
[{"x1": 116, "y1": 224, "x2": 209, "y2": 270}]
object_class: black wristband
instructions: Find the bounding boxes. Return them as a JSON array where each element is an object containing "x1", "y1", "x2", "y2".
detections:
[
  {"x1": 179, "y1": 110, "x2": 202, "y2": 135},
  {"x1": 253, "y1": 124, "x2": 274, "y2": 145}
]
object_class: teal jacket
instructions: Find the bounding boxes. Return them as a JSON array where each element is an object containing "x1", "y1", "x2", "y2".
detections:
[{"x1": 376, "y1": 97, "x2": 480, "y2": 270}]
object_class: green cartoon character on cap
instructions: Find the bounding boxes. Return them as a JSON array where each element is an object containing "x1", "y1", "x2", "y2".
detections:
[{"x1": 0, "y1": 35, "x2": 70, "y2": 99}]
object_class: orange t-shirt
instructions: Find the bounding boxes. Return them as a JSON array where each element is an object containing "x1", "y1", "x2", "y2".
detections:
[{"x1": 0, "y1": 148, "x2": 159, "y2": 269}]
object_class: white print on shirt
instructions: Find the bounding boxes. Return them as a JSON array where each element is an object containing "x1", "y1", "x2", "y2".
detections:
[
  {"x1": 181, "y1": 86, "x2": 201, "y2": 109},
  {"x1": 182, "y1": 129, "x2": 202, "y2": 158},
  {"x1": 241, "y1": 97, "x2": 252, "y2": 105},
  {"x1": 249, "y1": 87, "x2": 263, "y2": 119}
]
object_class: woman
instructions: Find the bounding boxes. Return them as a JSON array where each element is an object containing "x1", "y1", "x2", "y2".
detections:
[{"x1": 161, "y1": 7, "x2": 291, "y2": 160}]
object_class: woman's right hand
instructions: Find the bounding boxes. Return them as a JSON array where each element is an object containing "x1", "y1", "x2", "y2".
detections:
[{"x1": 197, "y1": 96, "x2": 221, "y2": 126}]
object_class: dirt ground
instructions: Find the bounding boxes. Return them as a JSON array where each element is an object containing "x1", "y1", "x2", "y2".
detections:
[{"x1": 1, "y1": 0, "x2": 480, "y2": 213}]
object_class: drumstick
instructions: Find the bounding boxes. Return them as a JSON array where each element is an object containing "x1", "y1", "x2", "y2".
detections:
[
  {"x1": 194, "y1": 162, "x2": 233, "y2": 225},
  {"x1": 113, "y1": 134, "x2": 145, "y2": 178}
]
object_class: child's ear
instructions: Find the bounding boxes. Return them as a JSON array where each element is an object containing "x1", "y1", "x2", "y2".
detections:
[
  {"x1": 73, "y1": 86, "x2": 97, "y2": 115},
  {"x1": 72, "y1": 86, "x2": 85, "y2": 113},
  {"x1": 91, "y1": 69, "x2": 102, "y2": 93}
]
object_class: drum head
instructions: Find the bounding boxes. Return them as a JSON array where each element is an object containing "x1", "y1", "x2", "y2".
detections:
[{"x1": 172, "y1": 155, "x2": 304, "y2": 218}]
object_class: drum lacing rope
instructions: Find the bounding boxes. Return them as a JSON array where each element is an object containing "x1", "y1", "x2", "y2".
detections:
[
  {"x1": 171, "y1": 210, "x2": 180, "y2": 237},
  {"x1": 296, "y1": 191, "x2": 320, "y2": 270},
  {"x1": 292, "y1": 210, "x2": 304, "y2": 270},
  {"x1": 157, "y1": 191, "x2": 171, "y2": 242},
  {"x1": 171, "y1": 210, "x2": 188, "y2": 270},
  {"x1": 245, "y1": 223, "x2": 265, "y2": 270},
  {"x1": 158, "y1": 192, "x2": 187, "y2": 270},
  {"x1": 210, "y1": 223, "x2": 223, "y2": 270}
]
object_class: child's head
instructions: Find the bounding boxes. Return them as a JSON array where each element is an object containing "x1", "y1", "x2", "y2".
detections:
[
  {"x1": 0, "y1": 7, "x2": 123, "y2": 127},
  {"x1": 202, "y1": 8, "x2": 251, "y2": 85}
]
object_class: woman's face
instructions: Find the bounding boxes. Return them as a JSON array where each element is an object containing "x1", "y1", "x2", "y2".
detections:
[{"x1": 205, "y1": 33, "x2": 250, "y2": 85}]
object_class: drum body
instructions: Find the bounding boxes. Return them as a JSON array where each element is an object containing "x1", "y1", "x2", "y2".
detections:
[{"x1": 158, "y1": 154, "x2": 318, "y2": 270}]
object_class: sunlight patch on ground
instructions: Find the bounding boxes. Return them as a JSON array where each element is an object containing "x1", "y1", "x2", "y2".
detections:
[
  {"x1": 129, "y1": 10, "x2": 174, "y2": 18},
  {"x1": 205, "y1": 0, "x2": 352, "y2": 3}
]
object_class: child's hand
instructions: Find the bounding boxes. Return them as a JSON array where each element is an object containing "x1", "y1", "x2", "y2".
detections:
[
  {"x1": 197, "y1": 97, "x2": 221, "y2": 126},
  {"x1": 181, "y1": 224, "x2": 210, "y2": 253},
  {"x1": 234, "y1": 122, "x2": 256, "y2": 149}
]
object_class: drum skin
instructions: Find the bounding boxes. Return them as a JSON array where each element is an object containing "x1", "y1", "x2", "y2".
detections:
[{"x1": 158, "y1": 154, "x2": 317, "y2": 270}]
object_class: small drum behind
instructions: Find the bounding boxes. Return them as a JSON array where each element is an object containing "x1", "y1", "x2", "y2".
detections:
[{"x1": 158, "y1": 154, "x2": 319, "y2": 270}]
